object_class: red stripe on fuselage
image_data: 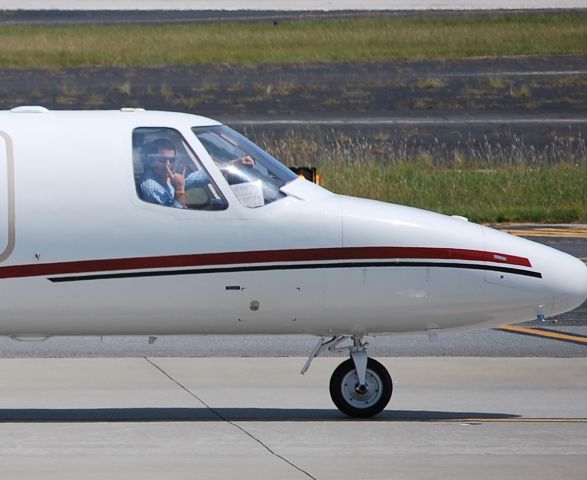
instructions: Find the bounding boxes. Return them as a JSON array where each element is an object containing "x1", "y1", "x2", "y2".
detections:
[{"x1": 0, "y1": 247, "x2": 532, "y2": 280}]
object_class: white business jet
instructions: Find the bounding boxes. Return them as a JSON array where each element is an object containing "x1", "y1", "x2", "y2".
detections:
[{"x1": 1, "y1": 107, "x2": 586, "y2": 417}]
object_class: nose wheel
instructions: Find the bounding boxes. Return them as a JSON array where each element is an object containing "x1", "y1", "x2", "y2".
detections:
[
  {"x1": 330, "y1": 357, "x2": 392, "y2": 418},
  {"x1": 301, "y1": 335, "x2": 393, "y2": 418}
]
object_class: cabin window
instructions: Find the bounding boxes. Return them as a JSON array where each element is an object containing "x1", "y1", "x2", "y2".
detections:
[
  {"x1": 133, "y1": 127, "x2": 228, "y2": 210},
  {"x1": 192, "y1": 126, "x2": 297, "y2": 207}
]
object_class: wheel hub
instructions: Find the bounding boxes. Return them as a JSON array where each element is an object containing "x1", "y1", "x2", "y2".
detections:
[
  {"x1": 341, "y1": 369, "x2": 383, "y2": 408},
  {"x1": 355, "y1": 383, "x2": 368, "y2": 395}
]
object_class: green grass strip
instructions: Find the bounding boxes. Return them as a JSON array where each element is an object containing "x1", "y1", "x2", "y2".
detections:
[
  {"x1": 0, "y1": 13, "x2": 585, "y2": 67},
  {"x1": 318, "y1": 163, "x2": 587, "y2": 224}
]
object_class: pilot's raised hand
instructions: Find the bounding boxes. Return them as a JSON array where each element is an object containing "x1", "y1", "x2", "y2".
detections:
[
  {"x1": 231, "y1": 155, "x2": 255, "y2": 168},
  {"x1": 167, "y1": 164, "x2": 186, "y2": 193}
]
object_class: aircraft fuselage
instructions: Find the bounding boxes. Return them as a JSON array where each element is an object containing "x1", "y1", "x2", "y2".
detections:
[{"x1": 0, "y1": 109, "x2": 585, "y2": 339}]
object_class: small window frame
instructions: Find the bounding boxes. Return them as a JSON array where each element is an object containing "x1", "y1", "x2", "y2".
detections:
[{"x1": 132, "y1": 127, "x2": 228, "y2": 211}]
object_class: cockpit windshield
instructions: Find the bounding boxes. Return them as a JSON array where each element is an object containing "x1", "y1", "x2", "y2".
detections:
[{"x1": 192, "y1": 125, "x2": 298, "y2": 207}]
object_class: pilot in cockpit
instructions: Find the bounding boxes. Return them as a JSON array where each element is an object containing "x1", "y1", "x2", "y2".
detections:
[
  {"x1": 138, "y1": 137, "x2": 256, "y2": 209},
  {"x1": 138, "y1": 138, "x2": 208, "y2": 208}
]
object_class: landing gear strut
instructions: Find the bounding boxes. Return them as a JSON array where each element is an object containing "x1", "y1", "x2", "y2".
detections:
[{"x1": 302, "y1": 335, "x2": 393, "y2": 418}]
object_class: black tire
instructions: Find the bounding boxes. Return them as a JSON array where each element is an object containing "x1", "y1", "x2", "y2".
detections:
[{"x1": 329, "y1": 357, "x2": 392, "y2": 418}]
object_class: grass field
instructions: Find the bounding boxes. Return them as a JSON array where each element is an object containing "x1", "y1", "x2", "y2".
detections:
[
  {"x1": 318, "y1": 162, "x2": 587, "y2": 223},
  {"x1": 259, "y1": 133, "x2": 587, "y2": 223},
  {"x1": 0, "y1": 12, "x2": 585, "y2": 67}
]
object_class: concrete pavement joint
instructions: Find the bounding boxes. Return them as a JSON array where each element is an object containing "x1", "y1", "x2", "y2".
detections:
[{"x1": 144, "y1": 357, "x2": 319, "y2": 480}]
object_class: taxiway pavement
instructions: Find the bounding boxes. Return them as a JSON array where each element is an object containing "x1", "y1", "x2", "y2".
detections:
[{"x1": 0, "y1": 357, "x2": 585, "y2": 479}]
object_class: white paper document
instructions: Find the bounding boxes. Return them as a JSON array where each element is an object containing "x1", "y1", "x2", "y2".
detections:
[{"x1": 230, "y1": 180, "x2": 264, "y2": 208}]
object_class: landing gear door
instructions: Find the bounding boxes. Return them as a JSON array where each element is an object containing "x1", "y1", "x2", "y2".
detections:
[{"x1": 0, "y1": 132, "x2": 15, "y2": 262}]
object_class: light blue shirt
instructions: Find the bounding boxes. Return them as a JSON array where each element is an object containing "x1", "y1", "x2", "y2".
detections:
[{"x1": 139, "y1": 169, "x2": 209, "y2": 208}]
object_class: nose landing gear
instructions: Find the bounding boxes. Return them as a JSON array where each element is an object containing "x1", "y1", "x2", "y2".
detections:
[
  {"x1": 302, "y1": 335, "x2": 393, "y2": 418},
  {"x1": 330, "y1": 356, "x2": 392, "y2": 418}
]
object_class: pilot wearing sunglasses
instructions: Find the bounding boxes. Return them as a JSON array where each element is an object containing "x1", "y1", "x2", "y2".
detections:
[
  {"x1": 138, "y1": 138, "x2": 206, "y2": 208},
  {"x1": 139, "y1": 137, "x2": 256, "y2": 208}
]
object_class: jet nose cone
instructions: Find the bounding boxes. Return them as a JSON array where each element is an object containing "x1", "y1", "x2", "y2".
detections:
[{"x1": 551, "y1": 255, "x2": 587, "y2": 317}]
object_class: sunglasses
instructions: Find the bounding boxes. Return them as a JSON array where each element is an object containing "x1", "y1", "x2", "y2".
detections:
[{"x1": 149, "y1": 154, "x2": 176, "y2": 164}]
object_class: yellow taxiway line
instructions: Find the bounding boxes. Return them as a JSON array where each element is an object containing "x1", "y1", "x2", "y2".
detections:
[
  {"x1": 496, "y1": 324, "x2": 587, "y2": 345},
  {"x1": 439, "y1": 418, "x2": 587, "y2": 424},
  {"x1": 498, "y1": 225, "x2": 587, "y2": 239}
]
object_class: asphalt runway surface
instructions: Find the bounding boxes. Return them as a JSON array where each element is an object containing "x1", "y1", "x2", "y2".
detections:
[
  {"x1": 2, "y1": 58, "x2": 585, "y2": 160},
  {"x1": 2, "y1": 1, "x2": 586, "y2": 11},
  {"x1": 0, "y1": 7, "x2": 584, "y2": 25},
  {"x1": 1, "y1": 227, "x2": 585, "y2": 359}
]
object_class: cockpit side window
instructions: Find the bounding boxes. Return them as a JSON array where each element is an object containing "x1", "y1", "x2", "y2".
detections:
[
  {"x1": 192, "y1": 125, "x2": 297, "y2": 208},
  {"x1": 133, "y1": 127, "x2": 228, "y2": 211}
]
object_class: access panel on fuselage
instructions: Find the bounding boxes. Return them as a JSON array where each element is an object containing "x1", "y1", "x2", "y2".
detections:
[{"x1": 0, "y1": 132, "x2": 14, "y2": 262}]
